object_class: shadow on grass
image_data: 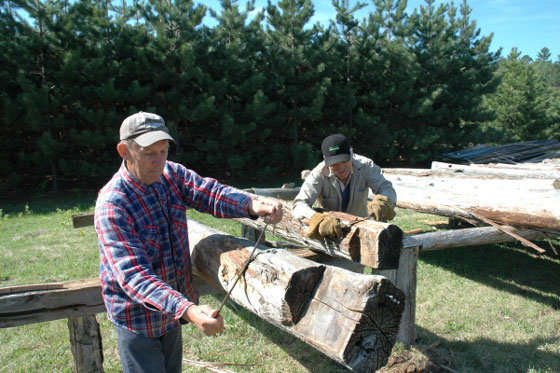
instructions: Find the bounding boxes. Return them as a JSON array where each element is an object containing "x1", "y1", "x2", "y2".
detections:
[
  {"x1": 212, "y1": 297, "x2": 348, "y2": 373},
  {"x1": 419, "y1": 242, "x2": 560, "y2": 310},
  {"x1": 416, "y1": 326, "x2": 560, "y2": 372}
]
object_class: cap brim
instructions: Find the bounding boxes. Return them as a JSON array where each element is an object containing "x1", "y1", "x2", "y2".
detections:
[
  {"x1": 324, "y1": 154, "x2": 351, "y2": 167},
  {"x1": 133, "y1": 131, "x2": 175, "y2": 147}
]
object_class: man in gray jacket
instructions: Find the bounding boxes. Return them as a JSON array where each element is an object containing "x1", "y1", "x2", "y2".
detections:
[{"x1": 292, "y1": 134, "x2": 396, "y2": 240}]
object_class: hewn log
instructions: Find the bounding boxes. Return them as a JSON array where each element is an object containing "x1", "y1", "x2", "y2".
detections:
[
  {"x1": 0, "y1": 277, "x2": 218, "y2": 328},
  {"x1": 430, "y1": 161, "x2": 560, "y2": 179},
  {"x1": 403, "y1": 226, "x2": 558, "y2": 251},
  {"x1": 383, "y1": 173, "x2": 560, "y2": 231},
  {"x1": 0, "y1": 282, "x2": 65, "y2": 295},
  {"x1": 235, "y1": 199, "x2": 403, "y2": 269},
  {"x1": 188, "y1": 219, "x2": 405, "y2": 372},
  {"x1": 68, "y1": 315, "x2": 104, "y2": 373},
  {"x1": 72, "y1": 213, "x2": 95, "y2": 228},
  {"x1": 384, "y1": 171, "x2": 558, "y2": 191},
  {"x1": 0, "y1": 278, "x2": 104, "y2": 328},
  {"x1": 70, "y1": 195, "x2": 403, "y2": 269},
  {"x1": 244, "y1": 187, "x2": 300, "y2": 200}
]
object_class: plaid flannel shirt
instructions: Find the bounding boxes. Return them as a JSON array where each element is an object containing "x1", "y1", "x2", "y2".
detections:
[{"x1": 95, "y1": 161, "x2": 253, "y2": 337}]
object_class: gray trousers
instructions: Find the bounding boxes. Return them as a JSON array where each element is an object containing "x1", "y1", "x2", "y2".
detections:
[{"x1": 115, "y1": 325, "x2": 182, "y2": 373}]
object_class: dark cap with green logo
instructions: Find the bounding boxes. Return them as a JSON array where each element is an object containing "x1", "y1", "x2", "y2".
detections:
[{"x1": 321, "y1": 134, "x2": 352, "y2": 166}]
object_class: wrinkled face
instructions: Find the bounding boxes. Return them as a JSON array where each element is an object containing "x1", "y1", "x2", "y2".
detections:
[
  {"x1": 329, "y1": 159, "x2": 352, "y2": 182},
  {"x1": 122, "y1": 140, "x2": 169, "y2": 185}
]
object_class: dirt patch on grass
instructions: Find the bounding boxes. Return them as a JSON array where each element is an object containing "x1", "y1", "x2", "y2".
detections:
[{"x1": 379, "y1": 343, "x2": 455, "y2": 373}]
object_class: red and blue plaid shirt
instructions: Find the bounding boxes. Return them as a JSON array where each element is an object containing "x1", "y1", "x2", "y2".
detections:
[{"x1": 95, "y1": 161, "x2": 253, "y2": 337}]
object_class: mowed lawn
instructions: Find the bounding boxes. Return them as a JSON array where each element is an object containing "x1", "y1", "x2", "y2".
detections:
[{"x1": 0, "y1": 193, "x2": 559, "y2": 372}]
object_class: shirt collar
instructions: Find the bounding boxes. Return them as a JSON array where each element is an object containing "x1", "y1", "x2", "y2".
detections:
[{"x1": 118, "y1": 160, "x2": 162, "y2": 194}]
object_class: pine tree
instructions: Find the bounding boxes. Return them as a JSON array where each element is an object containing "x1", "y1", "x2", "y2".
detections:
[
  {"x1": 351, "y1": 0, "x2": 417, "y2": 164},
  {"x1": 532, "y1": 49, "x2": 560, "y2": 139},
  {"x1": 405, "y1": 0, "x2": 499, "y2": 164},
  {"x1": 0, "y1": 1, "x2": 27, "y2": 191},
  {"x1": 536, "y1": 47, "x2": 551, "y2": 62},
  {"x1": 483, "y1": 48, "x2": 550, "y2": 142},
  {"x1": 180, "y1": 0, "x2": 270, "y2": 177},
  {"x1": 261, "y1": 0, "x2": 328, "y2": 171},
  {"x1": 319, "y1": 0, "x2": 367, "y2": 140},
  {"x1": 4, "y1": 0, "x2": 70, "y2": 192}
]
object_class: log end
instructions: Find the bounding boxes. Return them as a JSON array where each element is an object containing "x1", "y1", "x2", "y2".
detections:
[
  {"x1": 191, "y1": 234, "x2": 246, "y2": 290},
  {"x1": 284, "y1": 265, "x2": 326, "y2": 325},
  {"x1": 356, "y1": 224, "x2": 403, "y2": 269},
  {"x1": 376, "y1": 224, "x2": 403, "y2": 270},
  {"x1": 343, "y1": 277, "x2": 406, "y2": 371}
]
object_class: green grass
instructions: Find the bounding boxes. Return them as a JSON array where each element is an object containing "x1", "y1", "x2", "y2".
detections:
[{"x1": 1, "y1": 194, "x2": 559, "y2": 372}]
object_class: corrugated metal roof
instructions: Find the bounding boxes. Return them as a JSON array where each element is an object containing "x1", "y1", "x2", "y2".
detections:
[{"x1": 439, "y1": 139, "x2": 560, "y2": 164}]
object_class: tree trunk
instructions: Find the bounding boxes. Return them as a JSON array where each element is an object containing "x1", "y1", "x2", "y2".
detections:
[
  {"x1": 188, "y1": 219, "x2": 405, "y2": 372},
  {"x1": 382, "y1": 173, "x2": 560, "y2": 231},
  {"x1": 234, "y1": 200, "x2": 403, "y2": 269},
  {"x1": 403, "y1": 225, "x2": 557, "y2": 251}
]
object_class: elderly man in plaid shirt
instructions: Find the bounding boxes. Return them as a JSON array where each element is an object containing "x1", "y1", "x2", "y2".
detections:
[{"x1": 95, "y1": 112, "x2": 283, "y2": 373}]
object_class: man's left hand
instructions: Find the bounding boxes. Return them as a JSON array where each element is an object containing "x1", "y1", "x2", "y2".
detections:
[
  {"x1": 249, "y1": 198, "x2": 283, "y2": 224},
  {"x1": 367, "y1": 195, "x2": 396, "y2": 221},
  {"x1": 182, "y1": 304, "x2": 224, "y2": 336}
]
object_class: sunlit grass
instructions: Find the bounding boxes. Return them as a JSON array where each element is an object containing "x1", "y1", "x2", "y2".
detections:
[{"x1": 1, "y1": 197, "x2": 559, "y2": 372}]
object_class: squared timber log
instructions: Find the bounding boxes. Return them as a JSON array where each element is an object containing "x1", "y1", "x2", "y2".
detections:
[{"x1": 234, "y1": 198, "x2": 403, "y2": 269}]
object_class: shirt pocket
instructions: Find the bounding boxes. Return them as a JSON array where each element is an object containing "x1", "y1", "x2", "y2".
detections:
[
  {"x1": 170, "y1": 204, "x2": 188, "y2": 230},
  {"x1": 138, "y1": 224, "x2": 162, "y2": 268}
]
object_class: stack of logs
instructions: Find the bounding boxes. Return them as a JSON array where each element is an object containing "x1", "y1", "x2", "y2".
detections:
[
  {"x1": 2, "y1": 160, "x2": 558, "y2": 373},
  {"x1": 384, "y1": 161, "x2": 560, "y2": 254},
  {"x1": 1, "y1": 204, "x2": 409, "y2": 373}
]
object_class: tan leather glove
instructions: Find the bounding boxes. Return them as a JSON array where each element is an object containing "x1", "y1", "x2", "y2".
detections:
[
  {"x1": 367, "y1": 195, "x2": 396, "y2": 221},
  {"x1": 306, "y1": 212, "x2": 343, "y2": 240}
]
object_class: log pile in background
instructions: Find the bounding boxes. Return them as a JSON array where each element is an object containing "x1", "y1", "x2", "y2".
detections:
[{"x1": 382, "y1": 161, "x2": 560, "y2": 235}]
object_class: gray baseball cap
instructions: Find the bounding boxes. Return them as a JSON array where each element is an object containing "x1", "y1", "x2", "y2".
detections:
[{"x1": 119, "y1": 112, "x2": 175, "y2": 147}]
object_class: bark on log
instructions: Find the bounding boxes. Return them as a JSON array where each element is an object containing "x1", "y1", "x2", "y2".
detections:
[
  {"x1": 383, "y1": 173, "x2": 560, "y2": 231},
  {"x1": 403, "y1": 226, "x2": 558, "y2": 251},
  {"x1": 188, "y1": 219, "x2": 405, "y2": 372},
  {"x1": 234, "y1": 201, "x2": 403, "y2": 269}
]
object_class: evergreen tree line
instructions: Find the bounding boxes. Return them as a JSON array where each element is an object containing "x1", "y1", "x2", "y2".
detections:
[{"x1": 1, "y1": 0, "x2": 558, "y2": 193}]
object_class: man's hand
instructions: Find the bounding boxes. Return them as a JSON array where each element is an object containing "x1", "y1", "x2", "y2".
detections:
[
  {"x1": 249, "y1": 198, "x2": 283, "y2": 224},
  {"x1": 306, "y1": 212, "x2": 343, "y2": 240},
  {"x1": 182, "y1": 304, "x2": 224, "y2": 336},
  {"x1": 367, "y1": 195, "x2": 396, "y2": 221}
]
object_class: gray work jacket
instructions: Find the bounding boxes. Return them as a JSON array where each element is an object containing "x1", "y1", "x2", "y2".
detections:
[{"x1": 292, "y1": 153, "x2": 397, "y2": 220}]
